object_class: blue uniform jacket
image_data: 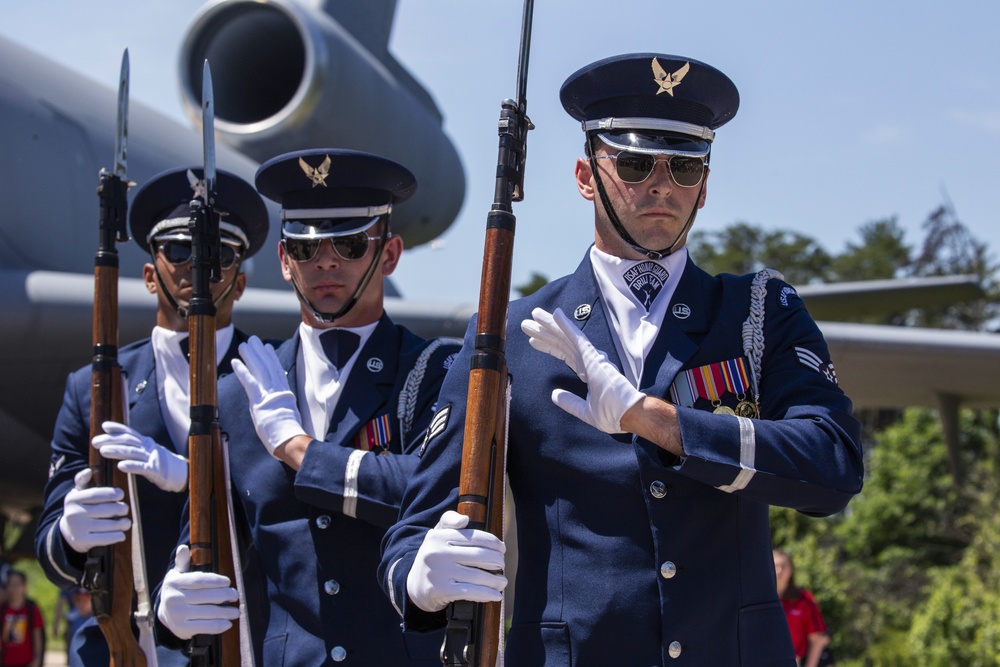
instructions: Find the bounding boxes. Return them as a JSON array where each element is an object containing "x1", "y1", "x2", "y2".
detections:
[
  {"x1": 163, "y1": 313, "x2": 459, "y2": 666},
  {"x1": 35, "y1": 330, "x2": 248, "y2": 667},
  {"x1": 380, "y1": 254, "x2": 864, "y2": 667}
]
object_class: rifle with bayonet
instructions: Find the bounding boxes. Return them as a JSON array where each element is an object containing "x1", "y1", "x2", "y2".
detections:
[
  {"x1": 84, "y1": 49, "x2": 148, "y2": 667},
  {"x1": 186, "y1": 60, "x2": 243, "y2": 667},
  {"x1": 441, "y1": 3, "x2": 534, "y2": 666}
]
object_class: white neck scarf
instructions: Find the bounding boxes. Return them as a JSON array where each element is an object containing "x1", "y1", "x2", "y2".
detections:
[
  {"x1": 590, "y1": 246, "x2": 686, "y2": 386},
  {"x1": 151, "y1": 324, "x2": 234, "y2": 453},
  {"x1": 296, "y1": 321, "x2": 377, "y2": 440}
]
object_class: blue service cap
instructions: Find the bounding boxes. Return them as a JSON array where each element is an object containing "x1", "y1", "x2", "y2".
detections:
[
  {"x1": 255, "y1": 148, "x2": 417, "y2": 238},
  {"x1": 129, "y1": 167, "x2": 270, "y2": 258},
  {"x1": 560, "y1": 53, "x2": 739, "y2": 156}
]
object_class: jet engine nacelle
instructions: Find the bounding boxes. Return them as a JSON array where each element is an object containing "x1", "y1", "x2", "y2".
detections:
[{"x1": 179, "y1": 0, "x2": 465, "y2": 248}]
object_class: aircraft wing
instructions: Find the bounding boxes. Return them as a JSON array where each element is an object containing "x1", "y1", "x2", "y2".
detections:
[
  {"x1": 821, "y1": 321, "x2": 1000, "y2": 409},
  {"x1": 798, "y1": 274, "x2": 984, "y2": 321}
]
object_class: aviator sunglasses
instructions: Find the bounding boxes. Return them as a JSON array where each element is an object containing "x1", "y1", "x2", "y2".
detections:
[
  {"x1": 156, "y1": 240, "x2": 241, "y2": 270},
  {"x1": 283, "y1": 231, "x2": 389, "y2": 263},
  {"x1": 593, "y1": 151, "x2": 707, "y2": 187}
]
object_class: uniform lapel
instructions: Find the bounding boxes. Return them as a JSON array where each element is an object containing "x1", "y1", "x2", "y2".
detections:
[
  {"x1": 560, "y1": 254, "x2": 626, "y2": 374},
  {"x1": 325, "y1": 314, "x2": 399, "y2": 449},
  {"x1": 124, "y1": 342, "x2": 173, "y2": 451},
  {"x1": 276, "y1": 331, "x2": 300, "y2": 397},
  {"x1": 219, "y1": 328, "x2": 250, "y2": 377},
  {"x1": 641, "y1": 255, "x2": 709, "y2": 398}
]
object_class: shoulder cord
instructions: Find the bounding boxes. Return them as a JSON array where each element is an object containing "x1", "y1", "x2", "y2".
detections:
[
  {"x1": 396, "y1": 338, "x2": 462, "y2": 448},
  {"x1": 741, "y1": 268, "x2": 783, "y2": 411}
]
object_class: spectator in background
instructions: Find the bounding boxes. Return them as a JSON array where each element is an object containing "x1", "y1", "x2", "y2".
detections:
[
  {"x1": 53, "y1": 587, "x2": 91, "y2": 663},
  {"x1": 0, "y1": 570, "x2": 44, "y2": 667},
  {"x1": 774, "y1": 549, "x2": 833, "y2": 667}
]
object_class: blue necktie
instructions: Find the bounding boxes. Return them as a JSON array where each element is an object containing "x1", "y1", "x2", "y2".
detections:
[{"x1": 320, "y1": 329, "x2": 361, "y2": 369}]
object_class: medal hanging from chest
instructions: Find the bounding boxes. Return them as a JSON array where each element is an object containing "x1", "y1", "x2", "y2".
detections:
[
  {"x1": 354, "y1": 413, "x2": 393, "y2": 455},
  {"x1": 669, "y1": 357, "x2": 759, "y2": 418}
]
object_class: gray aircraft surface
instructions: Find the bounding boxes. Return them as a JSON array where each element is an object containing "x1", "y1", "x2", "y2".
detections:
[
  {"x1": 4, "y1": 0, "x2": 1000, "y2": 560},
  {"x1": 0, "y1": 0, "x2": 473, "y2": 554}
]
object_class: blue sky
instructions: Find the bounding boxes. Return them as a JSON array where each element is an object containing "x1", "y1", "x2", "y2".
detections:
[{"x1": 3, "y1": 1, "x2": 999, "y2": 305}]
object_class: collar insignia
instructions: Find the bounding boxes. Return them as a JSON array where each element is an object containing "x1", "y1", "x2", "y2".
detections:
[
  {"x1": 651, "y1": 58, "x2": 690, "y2": 97},
  {"x1": 574, "y1": 304, "x2": 592, "y2": 320},
  {"x1": 299, "y1": 155, "x2": 332, "y2": 188},
  {"x1": 187, "y1": 169, "x2": 207, "y2": 201},
  {"x1": 624, "y1": 261, "x2": 669, "y2": 311},
  {"x1": 672, "y1": 303, "x2": 691, "y2": 319},
  {"x1": 366, "y1": 357, "x2": 384, "y2": 372}
]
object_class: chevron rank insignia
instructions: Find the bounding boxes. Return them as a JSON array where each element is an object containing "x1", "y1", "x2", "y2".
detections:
[
  {"x1": 418, "y1": 404, "x2": 451, "y2": 456},
  {"x1": 796, "y1": 347, "x2": 838, "y2": 384}
]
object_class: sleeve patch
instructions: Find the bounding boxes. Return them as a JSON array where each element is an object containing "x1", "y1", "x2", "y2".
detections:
[
  {"x1": 795, "y1": 347, "x2": 838, "y2": 385},
  {"x1": 778, "y1": 285, "x2": 801, "y2": 308},
  {"x1": 418, "y1": 404, "x2": 451, "y2": 457},
  {"x1": 48, "y1": 454, "x2": 66, "y2": 479}
]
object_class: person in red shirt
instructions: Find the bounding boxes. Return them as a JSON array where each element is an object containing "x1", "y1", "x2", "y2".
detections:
[
  {"x1": 774, "y1": 549, "x2": 833, "y2": 667},
  {"x1": 0, "y1": 570, "x2": 44, "y2": 667}
]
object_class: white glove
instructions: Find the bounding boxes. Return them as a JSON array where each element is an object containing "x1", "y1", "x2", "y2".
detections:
[
  {"x1": 92, "y1": 422, "x2": 188, "y2": 493},
  {"x1": 58, "y1": 468, "x2": 131, "y2": 553},
  {"x1": 157, "y1": 544, "x2": 240, "y2": 640},
  {"x1": 521, "y1": 307, "x2": 645, "y2": 434},
  {"x1": 406, "y1": 510, "x2": 507, "y2": 613},
  {"x1": 231, "y1": 336, "x2": 306, "y2": 456}
]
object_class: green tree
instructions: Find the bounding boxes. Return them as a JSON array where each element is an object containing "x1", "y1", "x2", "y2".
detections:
[
  {"x1": 908, "y1": 507, "x2": 1000, "y2": 667},
  {"x1": 515, "y1": 272, "x2": 549, "y2": 297},
  {"x1": 830, "y1": 217, "x2": 910, "y2": 283},
  {"x1": 772, "y1": 408, "x2": 1000, "y2": 664},
  {"x1": 906, "y1": 204, "x2": 999, "y2": 331},
  {"x1": 687, "y1": 222, "x2": 833, "y2": 285}
]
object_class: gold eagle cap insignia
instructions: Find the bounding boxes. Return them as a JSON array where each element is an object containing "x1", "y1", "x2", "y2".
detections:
[
  {"x1": 651, "y1": 58, "x2": 690, "y2": 96},
  {"x1": 299, "y1": 155, "x2": 332, "y2": 188}
]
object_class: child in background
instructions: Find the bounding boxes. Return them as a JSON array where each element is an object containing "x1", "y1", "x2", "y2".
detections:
[{"x1": 0, "y1": 570, "x2": 44, "y2": 667}]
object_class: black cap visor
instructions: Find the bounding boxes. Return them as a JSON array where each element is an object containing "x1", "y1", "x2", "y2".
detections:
[
  {"x1": 281, "y1": 215, "x2": 382, "y2": 240},
  {"x1": 596, "y1": 130, "x2": 709, "y2": 157}
]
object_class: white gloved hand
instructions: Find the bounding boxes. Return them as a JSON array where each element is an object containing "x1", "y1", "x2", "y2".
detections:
[
  {"x1": 521, "y1": 307, "x2": 645, "y2": 434},
  {"x1": 92, "y1": 422, "x2": 188, "y2": 493},
  {"x1": 406, "y1": 510, "x2": 507, "y2": 613},
  {"x1": 58, "y1": 468, "x2": 131, "y2": 553},
  {"x1": 157, "y1": 544, "x2": 240, "y2": 640},
  {"x1": 231, "y1": 336, "x2": 306, "y2": 456}
]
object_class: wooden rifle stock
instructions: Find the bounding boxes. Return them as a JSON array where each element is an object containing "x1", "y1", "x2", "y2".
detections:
[
  {"x1": 442, "y1": 3, "x2": 533, "y2": 666},
  {"x1": 84, "y1": 167, "x2": 146, "y2": 667},
  {"x1": 187, "y1": 64, "x2": 242, "y2": 661},
  {"x1": 187, "y1": 275, "x2": 241, "y2": 666}
]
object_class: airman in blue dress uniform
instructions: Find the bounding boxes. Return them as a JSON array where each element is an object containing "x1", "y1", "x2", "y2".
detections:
[
  {"x1": 155, "y1": 149, "x2": 458, "y2": 665},
  {"x1": 35, "y1": 167, "x2": 268, "y2": 666},
  {"x1": 380, "y1": 54, "x2": 865, "y2": 666}
]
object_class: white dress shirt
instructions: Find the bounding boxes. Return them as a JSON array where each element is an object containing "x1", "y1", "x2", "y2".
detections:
[
  {"x1": 295, "y1": 321, "x2": 377, "y2": 440},
  {"x1": 589, "y1": 246, "x2": 686, "y2": 386}
]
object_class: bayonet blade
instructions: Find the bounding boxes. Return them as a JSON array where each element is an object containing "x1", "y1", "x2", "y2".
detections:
[
  {"x1": 201, "y1": 60, "x2": 216, "y2": 200},
  {"x1": 114, "y1": 49, "x2": 129, "y2": 180}
]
